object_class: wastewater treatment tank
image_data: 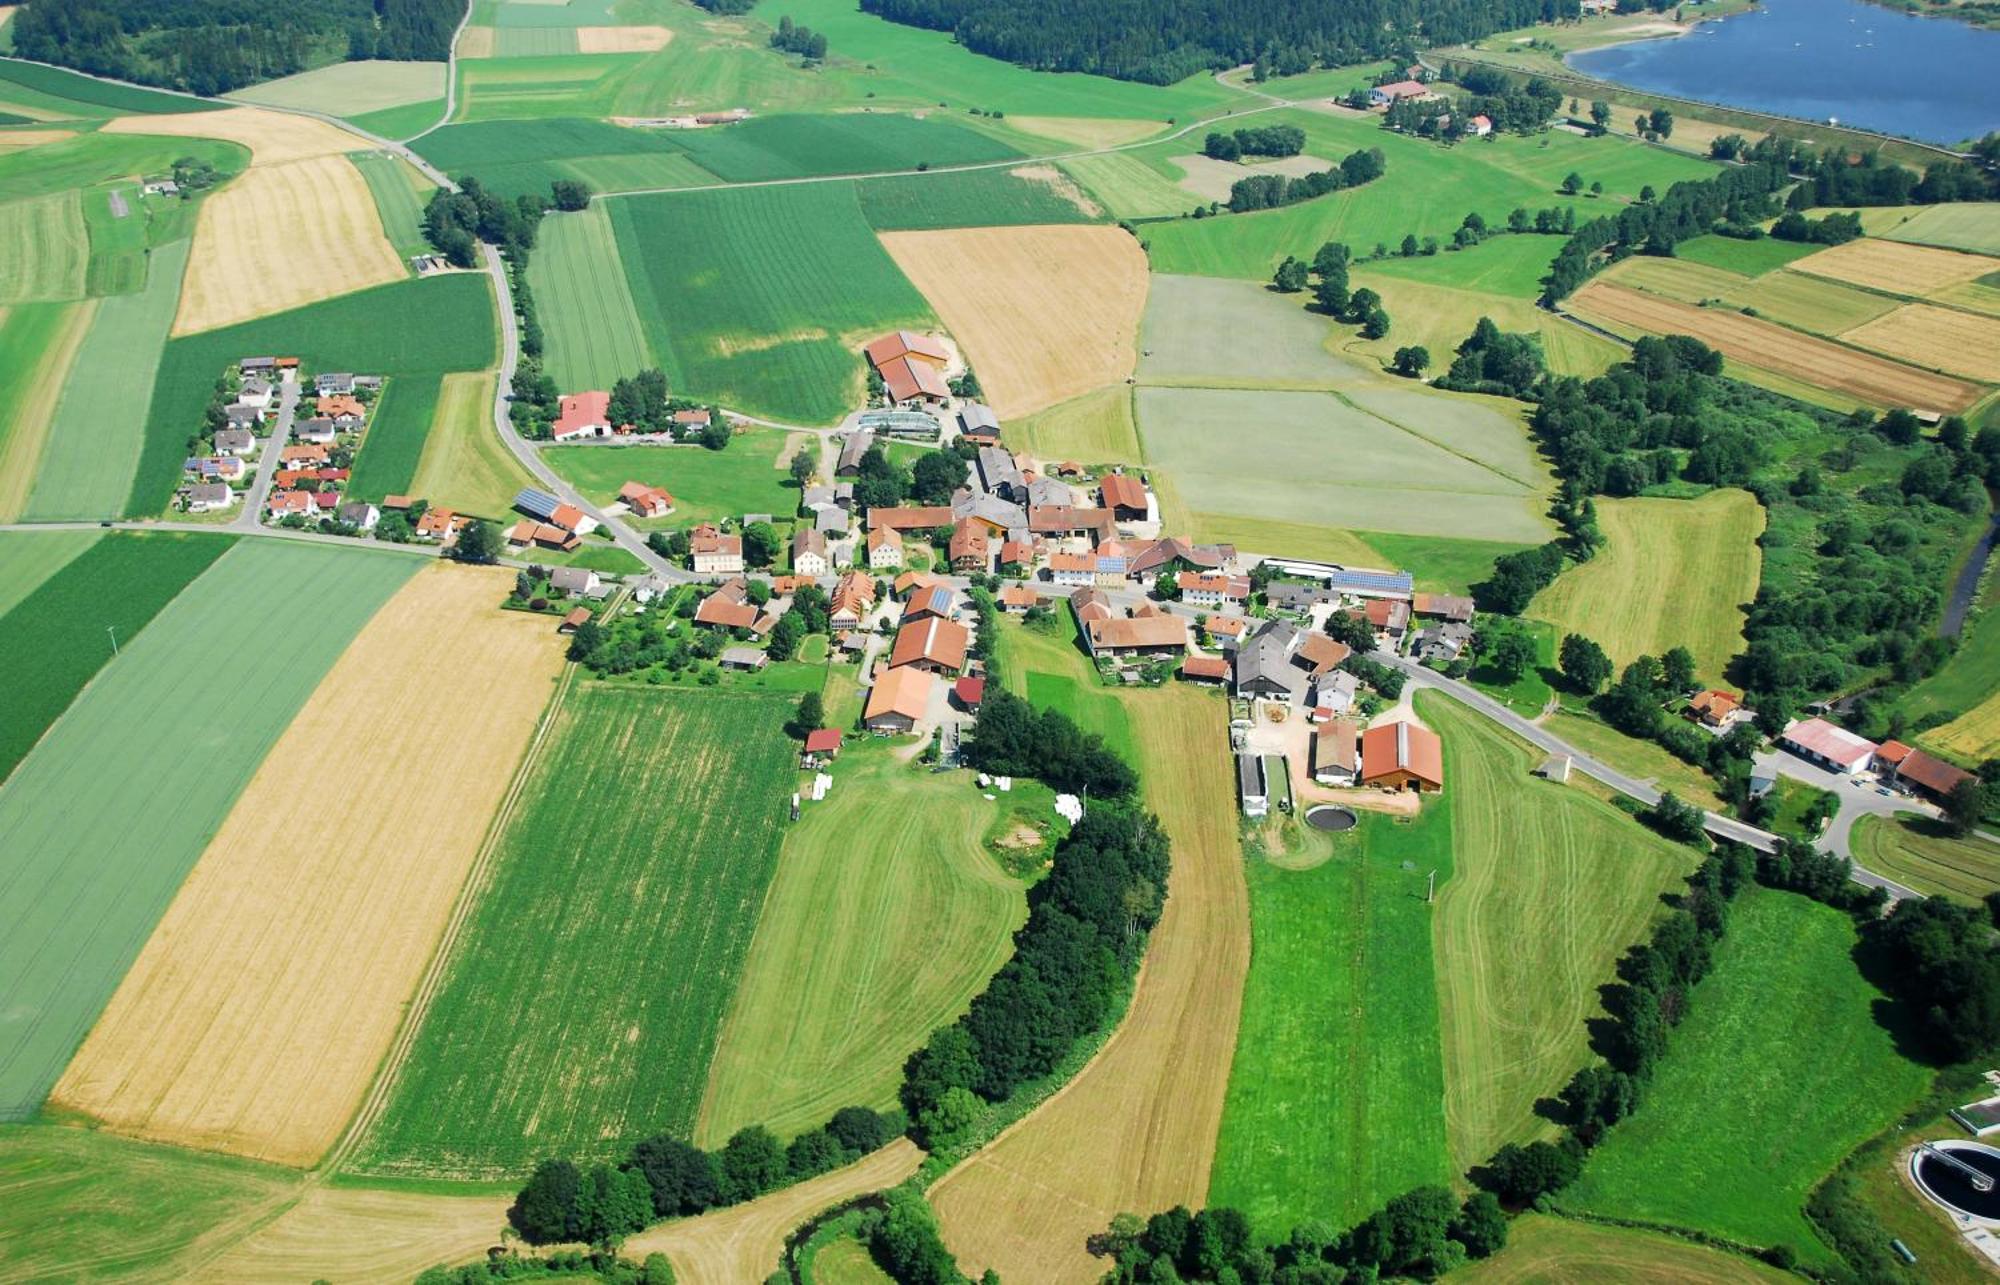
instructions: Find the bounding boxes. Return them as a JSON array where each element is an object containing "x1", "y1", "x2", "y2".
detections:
[
  {"x1": 1304, "y1": 805, "x2": 1357, "y2": 832},
  {"x1": 1911, "y1": 1141, "x2": 2000, "y2": 1224}
]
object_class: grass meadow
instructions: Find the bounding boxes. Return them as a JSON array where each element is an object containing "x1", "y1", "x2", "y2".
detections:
[
  {"x1": 697, "y1": 740, "x2": 1026, "y2": 1145},
  {"x1": 81, "y1": 182, "x2": 148, "y2": 296},
  {"x1": 1457, "y1": 1213, "x2": 1794, "y2": 1284},
  {"x1": 354, "y1": 684, "x2": 799, "y2": 1179},
  {"x1": 347, "y1": 374, "x2": 444, "y2": 502},
  {"x1": 1210, "y1": 804, "x2": 1454, "y2": 1230},
  {"x1": 226, "y1": 59, "x2": 446, "y2": 118},
  {"x1": 1565, "y1": 889, "x2": 1930, "y2": 1264},
  {"x1": 0, "y1": 190, "x2": 87, "y2": 302},
  {"x1": 527, "y1": 203, "x2": 652, "y2": 391},
  {"x1": 347, "y1": 97, "x2": 448, "y2": 141},
  {"x1": 1531, "y1": 488, "x2": 1764, "y2": 686},
  {"x1": 1671, "y1": 232, "x2": 1820, "y2": 277},
  {"x1": 409, "y1": 370, "x2": 536, "y2": 518},
  {"x1": 0, "y1": 132, "x2": 243, "y2": 204},
  {"x1": 1883, "y1": 202, "x2": 2000, "y2": 257},
  {"x1": 1851, "y1": 815, "x2": 2000, "y2": 906},
  {"x1": 1426, "y1": 695, "x2": 1697, "y2": 1170},
  {"x1": 24, "y1": 238, "x2": 190, "y2": 520},
  {"x1": 663, "y1": 112, "x2": 1022, "y2": 184},
  {"x1": 1008, "y1": 386, "x2": 1141, "y2": 464},
  {"x1": 349, "y1": 150, "x2": 434, "y2": 262},
  {"x1": 414, "y1": 117, "x2": 716, "y2": 198},
  {"x1": 1906, "y1": 596, "x2": 2000, "y2": 762},
  {"x1": 547, "y1": 435, "x2": 799, "y2": 527},
  {"x1": 0, "y1": 57, "x2": 221, "y2": 116},
  {"x1": 1544, "y1": 708, "x2": 1728, "y2": 812},
  {"x1": 855, "y1": 166, "x2": 1099, "y2": 231},
  {"x1": 134, "y1": 273, "x2": 496, "y2": 515},
  {"x1": 610, "y1": 184, "x2": 934, "y2": 423},
  {"x1": 0, "y1": 540, "x2": 415, "y2": 1120}
]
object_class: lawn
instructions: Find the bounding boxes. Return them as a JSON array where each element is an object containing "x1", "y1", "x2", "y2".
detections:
[
  {"x1": 1427, "y1": 695, "x2": 1696, "y2": 1171},
  {"x1": 0, "y1": 530, "x2": 233, "y2": 784},
  {"x1": 1531, "y1": 488, "x2": 1765, "y2": 686},
  {"x1": 994, "y1": 609, "x2": 1135, "y2": 763},
  {"x1": 1209, "y1": 803, "x2": 1455, "y2": 1230},
  {"x1": 349, "y1": 149, "x2": 434, "y2": 262},
  {"x1": 547, "y1": 435, "x2": 798, "y2": 528},
  {"x1": 1564, "y1": 888, "x2": 1931, "y2": 1265},
  {"x1": 527, "y1": 203, "x2": 652, "y2": 392},
  {"x1": 0, "y1": 300, "x2": 93, "y2": 521},
  {"x1": 134, "y1": 273, "x2": 496, "y2": 515},
  {"x1": 1457, "y1": 1213, "x2": 1794, "y2": 1284},
  {"x1": 1008, "y1": 386, "x2": 1141, "y2": 464},
  {"x1": 0, "y1": 540, "x2": 416, "y2": 1120},
  {"x1": 408, "y1": 369, "x2": 536, "y2": 518},
  {"x1": 0, "y1": 190, "x2": 87, "y2": 303},
  {"x1": 0, "y1": 530, "x2": 98, "y2": 618},
  {"x1": 855, "y1": 166, "x2": 1099, "y2": 231},
  {"x1": 353, "y1": 683, "x2": 799, "y2": 1179},
  {"x1": 23, "y1": 238, "x2": 190, "y2": 520},
  {"x1": 347, "y1": 374, "x2": 444, "y2": 501},
  {"x1": 610, "y1": 183, "x2": 934, "y2": 424},
  {"x1": 1851, "y1": 814, "x2": 2000, "y2": 906},
  {"x1": 0, "y1": 1124, "x2": 299, "y2": 1282},
  {"x1": 697, "y1": 739, "x2": 1026, "y2": 1145}
]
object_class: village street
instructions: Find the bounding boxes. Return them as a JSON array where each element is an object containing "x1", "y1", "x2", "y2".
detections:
[{"x1": 232, "y1": 378, "x2": 299, "y2": 531}]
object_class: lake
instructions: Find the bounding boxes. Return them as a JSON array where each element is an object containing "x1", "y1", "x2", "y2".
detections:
[{"x1": 1567, "y1": 0, "x2": 2000, "y2": 145}]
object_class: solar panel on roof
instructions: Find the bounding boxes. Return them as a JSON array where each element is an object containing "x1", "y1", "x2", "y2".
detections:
[{"x1": 514, "y1": 488, "x2": 560, "y2": 520}]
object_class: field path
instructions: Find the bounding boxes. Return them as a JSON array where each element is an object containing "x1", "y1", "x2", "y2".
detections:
[{"x1": 929, "y1": 686, "x2": 1248, "y2": 1281}]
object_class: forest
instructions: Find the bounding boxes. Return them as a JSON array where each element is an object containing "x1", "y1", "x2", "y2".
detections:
[
  {"x1": 8, "y1": 0, "x2": 460, "y2": 94},
  {"x1": 856, "y1": 0, "x2": 1580, "y2": 85}
]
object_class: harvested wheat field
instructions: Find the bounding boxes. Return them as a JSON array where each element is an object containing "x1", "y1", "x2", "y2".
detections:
[
  {"x1": 0, "y1": 128, "x2": 76, "y2": 151},
  {"x1": 930, "y1": 687, "x2": 1248, "y2": 1282},
  {"x1": 197, "y1": 1184, "x2": 511, "y2": 1283},
  {"x1": 881, "y1": 224, "x2": 1146, "y2": 420},
  {"x1": 1568, "y1": 280, "x2": 1981, "y2": 412},
  {"x1": 1791, "y1": 237, "x2": 1996, "y2": 297},
  {"x1": 174, "y1": 153, "x2": 406, "y2": 334},
  {"x1": 1842, "y1": 304, "x2": 2000, "y2": 384},
  {"x1": 50, "y1": 565, "x2": 563, "y2": 1167},
  {"x1": 1009, "y1": 116, "x2": 1163, "y2": 148},
  {"x1": 627, "y1": 1140, "x2": 922, "y2": 1283},
  {"x1": 456, "y1": 25, "x2": 497, "y2": 58},
  {"x1": 103, "y1": 105, "x2": 370, "y2": 165},
  {"x1": 576, "y1": 25, "x2": 673, "y2": 52}
]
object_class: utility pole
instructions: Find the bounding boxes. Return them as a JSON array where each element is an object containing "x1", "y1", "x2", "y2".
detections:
[{"x1": 106, "y1": 624, "x2": 119, "y2": 656}]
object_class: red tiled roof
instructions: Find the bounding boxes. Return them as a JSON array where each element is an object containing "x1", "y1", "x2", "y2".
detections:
[
  {"x1": 879, "y1": 354, "x2": 951, "y2": 403},
  {"x1": 553, "y1": 390, "x2": 610, "y2": 437},
  {"x1": 1780, "y1": 718, "x2": 1876, "y2": 769},
  {"x1": 954, "y1": 676, "x2": 986, "y2": 705},
  {"x1": 889, "y1": 616, "x2": 969, "y2": 671},
  {"x1": 803, "y1": 728, "x2": 843, "y2": 753},
  {"x1": 1360, "y1": 721, "x2": 1443, "y2": 787},
  {"x1": 864, "y1": 330, "x2": 950, "y2": 368},
  {"x1": 1901, "y1": 749, "x2": 1973, "y2": 797},
  {"x1": 1181, "y1": 656, "x2": 1229, "y2": 680},
  {"x1": 1100, "y1": 473, "x2": 1146, "y2": 512}
]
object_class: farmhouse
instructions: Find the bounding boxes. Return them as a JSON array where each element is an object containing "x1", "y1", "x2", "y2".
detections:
[
  {"x1": 1777, "y1": 718, "x2": 1876, "y2": 775},
  {"x1": 1413, "y1": 621, "x2": 1473, "y2": 663},
  {"x1": 1099, "y1": 473, "x2": 1148, "y2": 521},
  {"x1": 551, "y1": 390, "x2": 615, "y2": 441},
  {"x1": 905, "y1": 583, "x2": 957, "y2": 623},
  {"x1": 691, "y1": 523, "x2": 746, "y2": 575},
  {"x1": 695, "y1": 578, "x2": 777, "y2": 634},
  {"x1": 998, "y1": 539, "x2": 1036, "y2": 571},
  {"x1": 1369, "y1": 79, "x2": 1432, "y2": 107},
  {"x1": 1315, "y1": 669, "x2": 1361, "y2": 717},
  {"x1": 1875, "y1": 740, "x2": 1975, "y2": 804},
  {"x1": 674, "y1": 407, "x2": 713, "y2": 430},
  {"x1": 949, "y1": 519, "x2": 990, "y2": 572},
  {"x1": 619, "y1": 481, "x2": 676, "y2": 518},
  {"x1": 864, "y1": 664, "x2": 935, "y2": 733},
  {"x1": 829, "y1": 572, "x2": 876, "y2": 630},
  {"x1": 550, "y1": 566, "x2": 606, "y2": 598},
  {"x1": 337, "y1": 501, "x2": 380, "y2": 531},
  {"x1": 1685, "y1": 690, "x2": 1744, "y2": 729},
  {"x1": 1117, "y1": 536, "x2": 1234, "y2": 579},
  {"x1": 864, "y1": 330, "x2": 952, "y2": 407},
  {"x1": 1359, "y1": 721, "x2": 1444, "y2": 792},
  {"x1": 867, "y1": 526, "x2": 904, "y2": 569},
  {"x1": 506, "y1": 520, "x2": 580, "y2": 552},
  {"x1": 792, "y1": 528, "x2": 830, "y2": 578},
  {"x1": 183, "y1": 483, "x2": 235, "y2": 513},
  {"x1": 1071, "y1": 586, "x2": 1113, "y2": 624},
  {"x1": 415, "y1": 507, "x2": 471, "y2": 545},
  {"x1": 975, "y1": 446, "x2": 1026, "y2": 503},
  {"x1": 889, "y1": 616, "x2": 970, "y2": 674},
  {"x1": 1177, "y1": 571, "x2": 1251, "y2": 610},
  {"x1": 837, "y1": 431, "x2": 876, "y2": 477},
  {"x1": 1083, "y1": 612, "x2": 1190, "y2": 660},
  {"x1": 1027, "y1": 476, "x2": 1077, "y2": 509},
  {"x1": 1207, "y1": 614, "x2": 1248, "y2": 644},
  {"x1": 1311, "y1": 720, "x2": 1362, "y2": 785},
  {"x1": 952, "y1": 489, "x2": 1026, "y2": 533},
  {"x1": 868, "y1": 505, "x2": 954, "y2": 533},
  {"x1": 1362, "y1": 598, "x2": 1412, "y2": 641},
  {"x1": 1028, "y1": 505, "x2": 1114, "y2": 544},
  {"x1": 1233, "y1": 619, "x2": 1347, "y2": 701}
]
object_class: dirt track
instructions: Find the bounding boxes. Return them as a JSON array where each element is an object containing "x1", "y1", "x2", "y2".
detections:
[{"x1": 928, "y1": 687, "x2": 1247, "y2": 1281}]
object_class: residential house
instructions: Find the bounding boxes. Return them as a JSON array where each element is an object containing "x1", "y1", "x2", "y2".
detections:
[
  {"x1": 889, "y1": 616, "x2": 970, "y2": 675},
  {"x1": 316, "y1": 394, "x2": 366, "y2": 426},
  {"x1": 337, "y1": 501, "x2": 380, "y2": 531},
  {"x1": 1311, "y1": 720, "x2": 1362, "y2": 785},
  {"x1": 1469, "y1": 113, "x2": 1494, "y2": 136},
  {"x1": 618, "y1": 481, "x2": 676, "y2": 519},
  {"x1": 224, "y1": 402, "x2": 264, "y2": 429},
  {"x1": 957, "y1": 402, "x2": 1001, "y2": 445},
  {"x1": 1049, "y1": 552, "x2": 1097, "y2": 588},
  {"x1": 836, "y1": 431, "x2": 876, "y2": 477},
  {"x1": 551, "y1": 390, "x2": 614, "y2": 441},
  {"x1": 1206, "y1": 614, "x2": 1248, "y2": 645},
  {"x1": 1177, "y1": 572, "x2": 1251, "y2": 611},
  {"x1": 829, "y1": 571, "x2": 876, "y2": 631},
  {"x1": 864, "y1": 331, "x2": 952, "y2": 407},
  {"x1": 315, "y1": 372, "x2": 356, "y2": 395},
  {"x1": 1360, "y1": 721, "x2": 1444, "y2": 792},
  {"x1": 1070, "y1": 587, "x2": 1113, "y2": 624},
  {"x1": 550, "y1": 566, "x2": 606, "y2": 598},
  {"x1": 1238, "y1": 753, "x2": 1269, "y2": 818},
  {"x1": 1777, "y1": 718, "x2": 1876, "y2": 775},
  {"x1": 690, "y1": 523, "x2": 746, "y2": 575},
  {"x1": 867, "y1": 526, "x2": 904, "y2": 569},
  {"x1": 904, "y1": 584, "x2": 957, "y2": 623},
  {"x1": 294, "y1": 417, "x2": 337, "y2": 445},
  {"x1": 1685, "y1": 690, "x2": 1744, "y2": 729},
  {"x1": 997, "y1": 584, "x2": 1041, "y2": 613},
  {"x1": 213, "y1": 428, "x2": 256, "y2": 457},
  {"x1": 949, "y1": 518, "x2": 990, "y2": 572},
  {"x1": 897, "y1": 571, "x2": 950, "y2": 598},
  {"x1": 694, "y1": 578, "x2": 775, "y2": 634},
  {"x1": 236, "y1": 378, "x2": 274, "y2": 410},
  {"x1": 1363, "y1": 597, "x2": 1412, "y2": 642},
  {"x1": 266, "y1": 489, "x2": 330, "y2": 518},
  {"x1": 1083, "y1": 611, "x2": 1190, "y2": 660},
  {"x1": 1313, "y1": 670, "x2": 1361, "y2": 717},
  {"x1": 792, "y1": 528, "x2": 831, "y2": 578},
  {"x1": 1414, "y1": 621, "x2": 1474, "y2": 663},
  {"x1": 630, "y1": 574, "x2": 674, "y2": 605},
  {"x1": 998, "y1": 539, "x2": 1035, "y2": 572},
  {"x1": 1369, "y1": 79, "x2": 1432, "y2": 107},
  {"x1": 864, "y1": 664, "x2": 935, "y2": 733},
  {"x1": 674, "y1": 407, "x2": 712, "y2": 431},
  {"x1": 1099, "y1": 473, "x2": 1148, "y2": 521},
  {"x1": 184, "y1": 483, "x2": 235, "y2": 513},
  {"x1": 416, "y1": 507, "x2": 471, "y2": 545}
]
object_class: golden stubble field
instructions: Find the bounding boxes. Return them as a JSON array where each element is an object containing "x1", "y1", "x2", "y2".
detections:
[
  {"x1": 195, "y1": 1184, "x2": 512, "y2": 1283},
  {"x1": 1843, "y1": 303, "x2": 2000, "y2": 385},
  {"x1": 50, "y1": 565, "x2": 564, "y2": 1167},
  {"x1": 1791, "y1": 237, "x2": 1996, "y2": 297},
  {"x1": 881, "y1": 224, "x2": 1148, "y2": 420},
  {"x1": 928, "y1": 688, "x2": 1248, "y2": 1282},
  {"x1": 1568, "y1": 280, "x2": 1983, "y2": 412},
  {"x1": 576, "y1": 25, "x2": 674, "y2": 52}
]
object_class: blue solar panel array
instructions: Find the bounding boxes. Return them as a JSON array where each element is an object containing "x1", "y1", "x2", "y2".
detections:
[
  {"x1": 514, "y1": 488, "x2": 560, "y2": 520},
  {"x1": 1326, "y1": 568, "x2": 1413, "y2": 595}
]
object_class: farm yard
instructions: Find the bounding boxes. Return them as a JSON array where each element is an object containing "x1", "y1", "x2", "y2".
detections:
[
  {"x1": 352, "y1": 684, "x2": 798, "y2": 1179},
  {"x1": 1531, "y1": 489, "x2": 1764, "y2": 684},
  {"x1": 697, "y1": 741, "x2": 1026, "y2": 1146},
  {"x1": 50, "y1": 566, "x2": 564, "y2": 1167},
  {"x1": 0, "y1": 541, "x2": 416, "y2": 1122}
]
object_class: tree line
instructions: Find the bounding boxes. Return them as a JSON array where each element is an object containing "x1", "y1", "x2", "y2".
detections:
[
  {"x1": 1227, "y1": 147, "x2": 1384, "y2": 213},
  {"x1": 1539, "y1": 162, "x2": 1790, "y2": 304}
]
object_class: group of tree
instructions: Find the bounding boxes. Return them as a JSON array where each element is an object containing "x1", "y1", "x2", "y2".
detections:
[
  {"x1": 1227, "y1": 147, "x2": 1384, "y2": 213},
  {"x1": 508, "y1": 1106, "x2": 902, "y2": 1247},
  {"x1": 1632, "y1": 107, "x2": 1674, "y2": 141},
  {"x1": 11, "y1": 0, "x2": 459, "y2": 94},
  {"x1": 1450, "y1": 65, "x2": 1565, "y2": 134},
  {"x1": 692, "y1": 0, "x2": 756, "y2": 12},
  {"x1": 959, "y1": 686, "x2": 1136, "y2": 796},
  {"x1": 901, "y1": 803, "x2": 1169, "y2": 1148},
  {"x1": 1433, "y1": 316, "x2": 1544, "y2": 397},
  {"x1": 1202, "y1": 124, "x2": 1306, "y2": 161},
  {"x1": 849, "y1": 441, "x2": 973, "y2": 510},
  {"x1": 422, "y1": 176, "x2": 546, "y2": 269},
  {"x1": 414, "y1": 1249, "x2": 676, "y2": 1285},
  {"x1": 1473, "y1": 540, "x2": 1567, "y2": 615},
  {"x1": 854, "y1": 0, "x2": 1575, "y2": 86},
  {"x1": 769, "y1": 14, "x2": 829, "y2": 58},
  {"x1": 866, "y1": 1188, "x2": 988, "y2": 1285},
  {"x1": 1769, "y1": 208, "x2": 1863, "y2": 245}
]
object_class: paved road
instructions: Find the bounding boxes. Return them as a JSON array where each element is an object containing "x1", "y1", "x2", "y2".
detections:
[{"x1": 231, "y1": 378, "x2": 298, "y2": 530}]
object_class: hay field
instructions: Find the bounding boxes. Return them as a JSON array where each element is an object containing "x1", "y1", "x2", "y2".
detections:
[
  {"x1": 881, "y1": 225, "x2": 1146, "y2": 418},
  {"x1": 0, "y1": 300, "x2": 93, "y2": 521},
  {"x1": 528, "y1": 203, "x2": 652, "y2": 391},
  {"x1": 456, "y1": 24, "x2": 497, "y2": 57},
  {"x1": 1009, "y1": 386, "x2": 1141, "y2": 463},
  {"x1": 51, "y1": 566, "x2": 564, "y2": 1167},
  {"x1": 930, "y1": 686, "x2": 1248, "y2": 1282},
  {"x1": 1531, "y1": 488, "x2": 1764, "y2": 684},
  {"x1": 1457, "y1": 1214, "x2": 1794, "y2": 1284},
  {"x1": 0, "y1": 541, "x2": 417, "y2": 1122},
  {"x1": 1171, "y1": 152, "x2": 1336, "y2": 203},
  {"x1": 1009, "y1": 115, "x2": 1161, "y2": 147},
  {"x1": 1138, "y1": 273, "x2": 1362, "y2": 389},
  {"x1": 1883, "y1": 202, "x2": 2000, "y2": 257},
  {"x1": 1567, "y1": 280, "x2": 1981, "y2": 412},
  {"x1": 0, "y1": 191, "x2": 87, "y2": 302},
  {"x1": 699, "y1": 745, "x2": 1024, "y2": 1145},
  {"x1": 1791, "y1": 237, "x2": 1995, "y2": 296},
  {"x1": 174, "y1": 153, "x2": 405, "y2": 335},
  {"x1": 410, "y1": 370, "x2": 536, "y2": 517},
  {"x1": 1059, "y1": 152, "x2": 1191, "y2": 220},
  {"x1": 198, "y1": 1184, "x2": 510, "y2": 1283},
  {"x1": 1429, "y1": 697, "x2": 1697, "y2": 1171},
  {"x1": 1926, "y1": 695, "x2": 2000, "y2": 764},
  {"x1": 1842, "y1": 303, "x2": 2000, "y2": 384},
  {"x1": 226, "y1": 61, "x2": 447, "y2": 117},
  {"x1": 627, "y1": 1140, "x2": 922, "y2": 1284},
  {"x1": 102, "y1": 105, "x2": 370, "y2": 165},
  {"x1": 353, "y1": 685, "x2": 798, "y2": 1179},
  {"x1": 1851, "y1": 815, "x2": 2000, "y2": 907},
  {"x1": 577, "y1": 25, "x2": 673, "y2": 51}
]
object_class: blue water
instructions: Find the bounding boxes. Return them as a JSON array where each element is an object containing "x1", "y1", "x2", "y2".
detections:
[{"x1": 1567, "y1": 0, "x2": 2000, "y2": 145}]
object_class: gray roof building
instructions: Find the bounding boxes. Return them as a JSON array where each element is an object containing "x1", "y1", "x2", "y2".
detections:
[{"x1": 836, "y1": 431, "x2": 876, "y2": 477}]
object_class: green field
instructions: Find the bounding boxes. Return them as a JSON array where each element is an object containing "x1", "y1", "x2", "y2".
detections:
[
  {"x1": 671, "y1": 112, "x2": 1021, "y2": 183},
  {"x1": 134, "y1": 273, "x2": 496, "y2": 515},
  {"x1": 1209, "y1": 803, "x2": 1454, "y2": 1229},
  {"x1": 1852, "y1": 814, "x2": 2000, "y2": 906},
  {"x1": 24, "y1": 237, "x2": 190, "y2": 520},
  {"x1": 0, "y1": 530, "x2": 99, "y2": 618},
  {"x1": 495, "y1": 26, "x2": 579, "y2": 57},
  {"x1": 1008, "y1": 386, "x2": 1141, "y2": 463},
  {"x1": 1531, "y1": 489, "x2": 1765, "y2": 685},
  {"x1": 349, "y1": 150, "x2": 433, "y2": 262},
  {"x1": 347, "y1": 374, "x2": 444, "y2": 501},
  {"x1": 1565, "y1": 888, "x2": 1930, "y2": 1264},
  {"x1": 0, "y1": 190, "x2": 87, "y2": 302},
  {"x1": 412, "y1": 117, "x2": 701, "y2": 201},
  {"x1": 1883, "y1": 202, "x2": 2000, "y2": 257},
  {"x1": 855, "y1": 166, "x2": 1099, "y2": 230},
  {"x1": 81, "y1": 182, "x2": 148, "y2": 295},
  {"x1": 0, "y1": 57, "x2": 222, "y2": 116},
  {"x1": 994, "y1": 610, "x2": 1136, "y2": 763},
  {"x1": 408, "y1": 369, "x2": 537, "y2": 518},
  {"x1": 355, "y1": 683, "x2": 799, "y2": 1179},
  {"x1": 698, "y1": 739, "x2": 1026, "y2": 1145},
  {"x1": 0, "y1": 1124, "x2": 298, "y2": 1282},
  {"x1": 610, "y1": 183, "x2": 935, "y2": 423},
  {"x1": 1061, "y1": 151, "x2": 1193, "y2": 220},
  {"x1": 1428, "y1": 696, "x2": 1696, "y2": 1170},
  {"x1": 1903, "y1": 583, "x2": 2000, "y2": 762},
  {"x1": 0, "y1": 134, "x2": 243, "y2": 205},
  {"x1": 349, "y1": 97, "x2": 447, "y2": 140},
  {"x1": 0, "y1": 540, "x2": 416, "y2": 1120},
  {"x1": 527, "y1": 203, "x2": 652, "y2": 392},
  {"x1": 226, "y1": 58, "x2": 447, "y2": 117},
  {"x1": 547, "y1": 435, "x2": 799, "y2": 528},
  {"x1": 1671, "y1": 233, "x2": 1819, "y2": 277},
  {"x1": 0, "y1": 300, "x2": 91, "y2": 520},
  {"x1": 1138, "y1": 272, "x2": 1360, "y2": 390}
]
